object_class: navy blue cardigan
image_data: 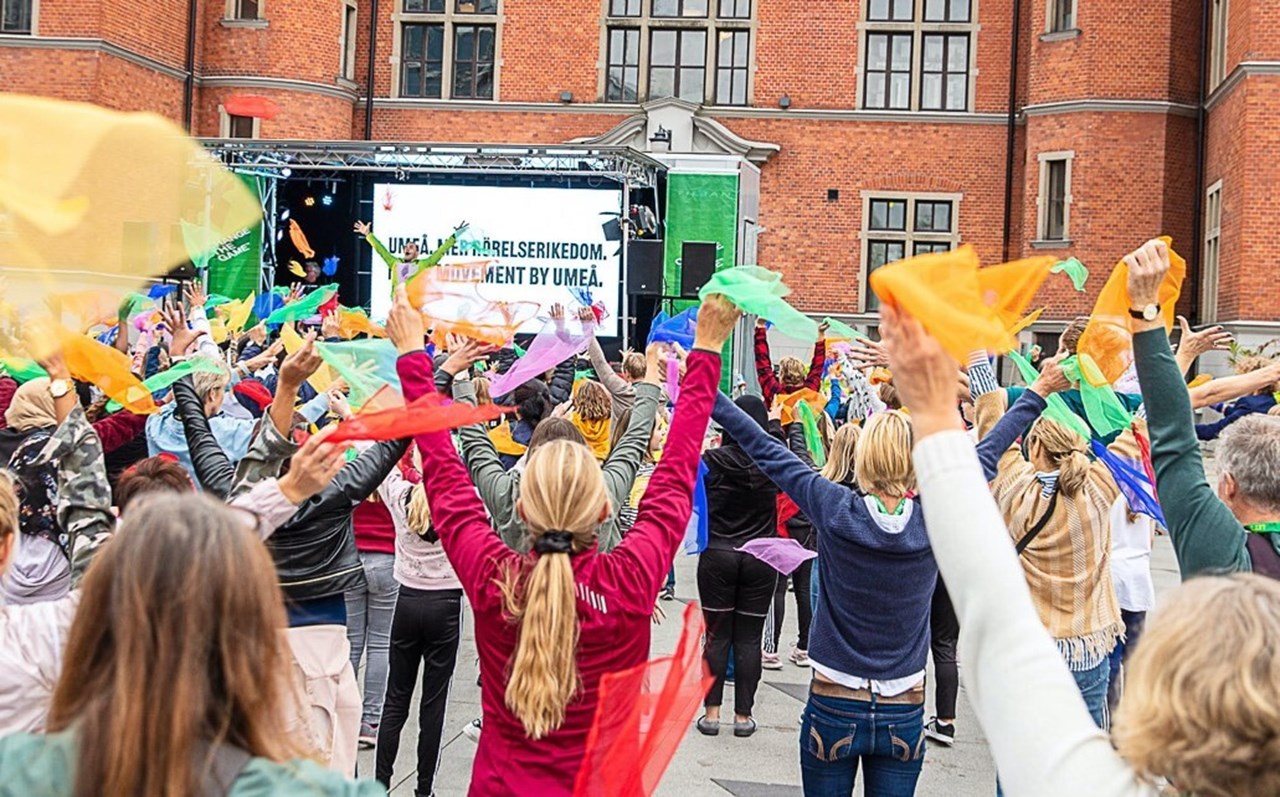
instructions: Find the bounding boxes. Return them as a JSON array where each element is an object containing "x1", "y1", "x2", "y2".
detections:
[{"x1": 711, "y1": 390, "x2": 1046, "y2": 682}]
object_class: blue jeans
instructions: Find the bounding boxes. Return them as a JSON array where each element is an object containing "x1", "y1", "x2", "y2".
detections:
[
  {"x1": 800, "y1": 692, "x2": 926, "y2": 797},
  {"x1": 344, "y1": 551, "x2": 399, "y2": 727},
  {"x1": 1107, "y1": 610, "x2": 1146, "y2": 710}
]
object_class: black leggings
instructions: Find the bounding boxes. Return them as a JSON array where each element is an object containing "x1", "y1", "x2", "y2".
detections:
[
  {"x1": 375, "y1": 586, "x2": 463, "y2": 797},
  {"x1": 930, "y1": 577, "x2": 960, "y2": 721},
  {"x1": 698, "y1": 547, "x2": 776, "y2": 717},
  {"x1": 764, "y1": 557, "x2": 813, "y2": 654}
]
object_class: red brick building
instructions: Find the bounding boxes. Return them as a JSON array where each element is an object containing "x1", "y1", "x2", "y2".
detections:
[{"x1": 2, "y1": 0, "x2": 1275, "y2": 357}]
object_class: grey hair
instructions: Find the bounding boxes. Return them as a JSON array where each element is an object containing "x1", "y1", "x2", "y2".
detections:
[
  {"x1": 1218, "y1": 415, "x2": 1280, "y2": 512},
  {"x1": 190, "y1": 356, "x2": 232, "y2": 402}
]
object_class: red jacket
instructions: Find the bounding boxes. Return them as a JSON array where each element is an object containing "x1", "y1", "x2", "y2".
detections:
[
  {"x1": 397, "y1": 347, "x2": 718, "y2": 796},
  {"x1": 754, "y1": 325, "x2": 825, "y2": 406}
]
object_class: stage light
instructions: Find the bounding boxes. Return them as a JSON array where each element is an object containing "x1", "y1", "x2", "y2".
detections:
[
  {"x1": 281, "y1": 168, "x2": 292, "y2": 177},
  {"x1": 304, "y1": 196, "x2": 316, "y2": 207},
  {"x1": 280, "y1": 209, "x2": 290, "y2": 221},
  {"x1": 321, "y1": 195, "x2": 334, "y2": 206},
  {"x1": 276, "y1": 230, "x2": 284, "y2": 241}
]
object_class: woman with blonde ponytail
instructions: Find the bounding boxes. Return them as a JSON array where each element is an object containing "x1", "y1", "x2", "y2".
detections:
[
  {"x1": 972, "y1": 352, "x2": 1136, "y2": 739},
  {"x1": 384, "y1": 285, "x2": 741, "y2": 795}
]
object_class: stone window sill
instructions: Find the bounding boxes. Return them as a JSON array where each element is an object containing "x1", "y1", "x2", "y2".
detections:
[
  {"x1": 1039, "y1": 29, "x2": 1080, "y2": 42},
  {"x1": 220, "y1": 18, "x2": 269, "y2": 29},
  {"x1": 1031, "y1": 239, "x2": 1073, "y2": 250}
]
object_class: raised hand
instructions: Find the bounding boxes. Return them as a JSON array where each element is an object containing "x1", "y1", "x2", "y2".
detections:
[
  {"x1": 845, "y1": 337, "x2": 890, "y2": 368},
  {"x1": 879, "y1": 304, "x2": 962, "y2": 434},
  {"x1": 386, "y1": 285, "x2": 426, "y2": 355},
  {"x1": 354, "y1": 220, "x2": 372, "y2": 237},
  {"x1": 1176, "y1": 316, "x2": 1233, "y2": 360},
  {"x1": 321, "y1": 311, "x2": 341, "y2": 340},
  {"x1": 278, "y1": 333, "x2": 322, "y2": 388},
  {"x1": 442, "y1": 336, "x2": 499, "y2": 376},
  {"x1": 184, "y1": 282, "x2": 206, "y2": 311},
  {"x1": 165, "y1": 304, "x2": 198, "y2": 358},
  {"x1": 1030, "y1": 352, "x2": 1072, "y2": 397},
  {"x1": 276, "y1": 426, "x2": 350, "y2": 504},
  {"x1": 693, "y1": 293, "x2": 743, "y2": 353},
  {"x1": 1124, "y1": 239, "x2": 1170, "y2": 311}
]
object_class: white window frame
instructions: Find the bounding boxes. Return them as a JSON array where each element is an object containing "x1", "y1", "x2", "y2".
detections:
[
  {"x1": 224, "y1": 0, "x2": 264, "y2": 21},
  {"x1": 598, "y1": 1, "x2": 757, "y2": 106},
  {"x1": 218, "y1": 106, "x2": 261, "y2": 139},
  {"x1": 856, "y1": 0, "x2": 980, "y2": 113},
  {"x1": 1202, "y1": 180, "x2": 1223, "y2": 323},
  {"x1": 392, "y1": 0, "x2": 504, "y2": 100},
  {"x1": 1209, "y1": 0, "x2": 1229, "y2": 92},
  {"x1": 339, "y1": 1, "x2": 359, "y2": 81},
  {"x1": 858, "y1": 190, "x2": 963, "y2": 312},
  {"x1": 1044, "y1": 0, "x2": 1077, "y2": 34},
  {"x1": 1035, "y1": 150, "x2": 1074, "y2": 246},
  {"x1": 1, "y1": 0, "x2": 37, "y2": 33}
]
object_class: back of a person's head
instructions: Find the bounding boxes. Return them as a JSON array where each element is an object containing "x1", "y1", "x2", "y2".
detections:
[
  {"x1": 115, "y1": 457, "x2": 194, "y2": 515},
  {"x1": 854, "y1": 410, "x2": 913, "y2": 497},
  {"x1": 573, "y1": 380, "x2": 611, "y2": 422},
  {"x1": 1232, "y1": 354, "x2": 1273, "y2": 376},
  {"x1": 502, "y1": 440, "x2": 609, "y2": 739},
  {"x1": 1113, "y1": 573, "x2": 1280, "y2": 796},
  {"x1": 821, "y1": 422, "x2": 862, "y2": 484},
  {"x1": 46, "y1": 493, "x2": 301, "y2": 797},
  {"x1": 621, "y1": 351, "x2": 646, "y2": 381},
  {"x1": 878, "y1": 381, "x2": 902, "y2": 410},
  {"x1": 527, "y1": 417, "x2": 587, "y2": 452},
  {"x1": 512, "y1": 380, "x2": 549, "y2": 427},
  {"x1": 1218, "y1": 415, "x2": 1280, "y2": 514},
  {"x1": 473, "y1": 375, "x2": 493, "y2": 406},
  {"x1": 189, "y1": 356, "x2": 232, "y2": 402},
  {"x1": 1026, "y1": 417, "x2": 1091, "y2": 495},
  {"x1": 778, "y1": 356, "x2": 806, "y2": 389},
  {"x1": 1058, "y1": 316, "x2": 1091, "y2": 355}
]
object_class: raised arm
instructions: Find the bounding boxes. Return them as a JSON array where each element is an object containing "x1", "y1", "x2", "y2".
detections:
[
  {"x1": 1128, "y1": 240, "x2": 1249, "y2": 577},
  {"x1": 613, "y1": 296, "x2": 740, "y2": 596},
  {"x1": 451, "y1": 378, "x2": 521, "y2": 549},
  {"x1": 753, "y1": 323, "x2": 781, "y2": 403},
  {"x1": 1189, "y1": 362, "x2": 1280, "y2": 409},
  {"x1": 804, "y1": 337, "x2": 827, "y2": 392},
  {"x1": 712, "y1": 391, "x2": 848, "y2": 523},
  {"x1": 388, "y1": 288, "x2": 511, "y2": 593},
  {"x1": 599, "y1": 378, "x2": 662, "y2": 552},
  {"x1": 171, "y1": 376, "x2": 235, "y2": 499},
  {"x1": 586, "y1": 331, "x2": 635, "y2": 414}
]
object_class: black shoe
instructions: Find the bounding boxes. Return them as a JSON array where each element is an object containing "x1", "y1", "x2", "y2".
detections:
[
  {"x1": 696, "y1": 715, "x2": 720, "y2": 736},
  {"x1": 660, "y1": 586, "x2": 675, "y2": 601},
  {"x1": 924, "y1": 718, "x2": 955, "y2": 747},
  {"x1": 733, "y1": 717, "x2": 758, "y2": 738}
]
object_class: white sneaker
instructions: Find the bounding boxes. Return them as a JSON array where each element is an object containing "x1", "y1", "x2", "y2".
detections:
[
  {"x1": 789, "y1": 648, "x2": 811, "y2": 667},
  {"x1": 463, "y1": 718, "x2": 482, "y2": 743},
  {"x1": 761, "y1": 652, "x2": 783, "y2": 670}
]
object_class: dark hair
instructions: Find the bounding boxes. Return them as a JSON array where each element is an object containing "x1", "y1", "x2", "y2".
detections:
[
  {"x1": 529, "y1": 417, "x2": 586, "y2": 451},
  {"x1": 1059, "y1": 317, "x2": 1091, "y2": 355},
  {"x1": 512, "y1": 380, "x2": 550, "y2": 428},
  {"x1": 116, "y1": 457, "x2": 194, "y2": 515}
]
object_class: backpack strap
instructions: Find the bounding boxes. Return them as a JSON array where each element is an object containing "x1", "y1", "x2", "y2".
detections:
[
  {"x1": 1015, "y1": 489, "x2": 1060, "y2": 555},
  {"x1": 200, "y1": 744, "x2": 253, "y2": 797}
]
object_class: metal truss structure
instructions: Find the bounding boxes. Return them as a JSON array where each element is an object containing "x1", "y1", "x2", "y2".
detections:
[{"x1": 200, "y1": 139, "x2": 665, "y2": 187}]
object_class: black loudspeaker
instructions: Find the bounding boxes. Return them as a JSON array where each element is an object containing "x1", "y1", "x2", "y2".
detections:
[
  {"x1": 680, "y1": 241, "x2": 717, "y2": 298},
  {"x1": 627, "y1": 239, "x2": 664, "y2": 296}
]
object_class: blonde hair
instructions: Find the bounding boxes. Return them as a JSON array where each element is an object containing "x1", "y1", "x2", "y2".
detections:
[
  {"x1": 820, "y1": 423, "x2": 862, "y2": 484},
  {"x1": 778, "y1": 356, "x2": 807, "y2": 389},
  {"x1": 1113, "y1": 574, "x2": 1280, "y2": 796},
  {"x1": 499, "y1": 440, "x2": 609, "y2": 739},
  {"x1": 573, "y1": 380, "x2": 611, "y2": 422},
  {"x1": 1059, "y1": 316, "x2": 1091, "y2": 355},
  {"x1": 473, "y1": 376, "x2": 493, "y2": 407},
  {"x1": 1026, "y1": 417, "x2": 1091, "y2": 495},
  {"x1": 1233, "y1": 355, "x2": 1273, "y2": 376},
  {"x1": 190, "y1": 356, "x2": 231, "y2": 402},
  {"x1": 854, "y1": 410, "x2": 914, "y2": 496},
  {"x1": 406, "y1": 483, "x2": 431, "y2": 536},
  {"x1": 621, "y1": 352, "x2": 646, "y2": 381}
]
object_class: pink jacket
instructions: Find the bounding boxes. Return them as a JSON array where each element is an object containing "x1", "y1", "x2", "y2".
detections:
[{"x1": 398, "y1": 349, "x2": 718, "y2": 796}]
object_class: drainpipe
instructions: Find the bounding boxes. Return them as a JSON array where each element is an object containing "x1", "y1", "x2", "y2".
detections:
[
  {"x1": 1189, "y1": 0, "x2": 1211, "y2": 324},
  {"x1": 182, "y1": 0, "x2": 198, "y2": 131},
  {"x1": 364, "y1": 0, "x2": 379, "y2": 140},
  {"x1": 1000, "y1": 0, "x2": 1022, "y2": 262}
]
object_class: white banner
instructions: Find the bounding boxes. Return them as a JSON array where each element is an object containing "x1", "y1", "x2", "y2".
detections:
[{"x1": 370, "y1": 184, "x2": 622, "y2": 336}]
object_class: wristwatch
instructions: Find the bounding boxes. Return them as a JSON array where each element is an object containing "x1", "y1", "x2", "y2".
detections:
[
  {"x1": 47, "y1": 378, "x2": 71, "y2": 399},
  {"x1": 1128, "y1": 303, "x2": 1160, "y2": 321}
]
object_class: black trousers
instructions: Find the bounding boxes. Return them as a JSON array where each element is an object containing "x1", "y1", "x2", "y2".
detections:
[
  {"x1": 375, "y1": 586, "x2": 463, "y2": 797},
  {"x1": 764, "y1": 557, "x2": 813, "y2": 654},
  {"x1": 698, "y1": 547, "x2": 776, "y2": 716},
  {"x1": 930, "y1": 577, "x2": 960, "y2": 720}
]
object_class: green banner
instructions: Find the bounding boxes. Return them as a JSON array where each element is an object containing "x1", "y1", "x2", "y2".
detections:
[
  {"x1": 663, "y1": 172, "x2": 740, "y2": 391},
  {"x1": 207, "y1": 173, "x2": 263, "y2": 300}
]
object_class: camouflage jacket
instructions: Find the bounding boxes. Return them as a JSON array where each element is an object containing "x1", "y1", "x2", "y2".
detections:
[{"x1": 34, "y1": 408, "x2": 113, "y2": 589}]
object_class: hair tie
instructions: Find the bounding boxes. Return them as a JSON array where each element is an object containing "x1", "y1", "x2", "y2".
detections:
[{"x1": 533, "y1": 530, "x2": 574, "y2": 555}]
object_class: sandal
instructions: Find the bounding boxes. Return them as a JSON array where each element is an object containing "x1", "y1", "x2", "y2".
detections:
[
  {"x1": 734, "y1": 717, "x2": 758, "y2": 738},
  {"x1": 695, "y1": 715, "x2": 720, "y2": 736}
]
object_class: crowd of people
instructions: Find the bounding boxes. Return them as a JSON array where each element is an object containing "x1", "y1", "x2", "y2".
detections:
[{"x1": 0, "y1": 238, "x2": 1277, "y2": 797}]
